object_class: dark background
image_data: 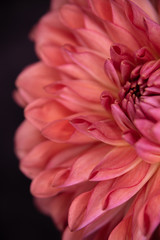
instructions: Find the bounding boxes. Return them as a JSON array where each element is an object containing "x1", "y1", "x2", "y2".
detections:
[{"x1": 1, "y1": 1, "x2": 61, "y2": 239}]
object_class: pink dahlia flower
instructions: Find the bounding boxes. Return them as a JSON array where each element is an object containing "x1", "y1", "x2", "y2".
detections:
[{"x1": 14, "y1": 0, "x2": 160, "y2": 239}]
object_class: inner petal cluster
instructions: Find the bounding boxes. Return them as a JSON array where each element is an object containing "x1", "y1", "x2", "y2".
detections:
[{"x1": 119, "y1": 59, "x2": 160, "y2": 122}]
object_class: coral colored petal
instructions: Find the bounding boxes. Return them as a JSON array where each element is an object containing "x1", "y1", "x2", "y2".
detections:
[
  {"x1": 59, "y1": 4, "x2": 84, "y2": 29},
  {"x1": 25, "y1": 98, "x2": 71, "y2": 130},
  {"x1": 64, "y1": 48, "x2": 114, "y2": 87},
  {"x1": 42, "y1": 118, "x2": 94, "y2": 143},
  {"x1": 138, "y1": 194, "x2": 160, "y2": 238},
  {"x1": 37, "y1": 45, "x2": 66, "y2": 67},
  {"x1": 20, "y1": 141, "x2": 69, "y2": 179},
  {"x1": 31, "y1": 11, "x2": 77, "y2": 46},
  {"x1": 58, "y1": 63, "x2": 92, "y2": 80},
  {"x1": 15, "y1": 120, "x2": 44, "y2": 159},
  {"x1": 62, "y1": 227, "x2": 83, "y2": 240},
  {"x1": 76, "y1": 29, "x2": 111, "y2": 57},
  {"x1": 89, "y1": 0, "x2": 112, "y2": 21},
  {"x1": 16, "y1": 62, "x2": 58, "y2": 103},
  {"x1": 108, "y1": 216, "x2": 132, "y2": 240},
  {"x1": 68, "y1": 191, "x2": 92, "y2": 231},
  {"x1": 31, "y1": 168, "x2": 70, "y2": 198},
  {"x1": 104, "y1": 21, "x2": 140, "y2": 51}
]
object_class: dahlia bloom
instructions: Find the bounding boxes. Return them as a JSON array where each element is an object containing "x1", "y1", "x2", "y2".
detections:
[{"x1": 14, "y1": 0, "x2": 160, "y2": 239}]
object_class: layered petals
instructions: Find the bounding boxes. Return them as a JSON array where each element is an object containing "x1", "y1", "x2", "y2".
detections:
[{"x1": 15, "y1": 0, "x2": 160, "y2": 239}]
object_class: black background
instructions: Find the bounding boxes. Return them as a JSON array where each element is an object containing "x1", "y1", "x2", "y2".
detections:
[{"x1": 1, "y1": 1, "x2": 61, "y2": 239}]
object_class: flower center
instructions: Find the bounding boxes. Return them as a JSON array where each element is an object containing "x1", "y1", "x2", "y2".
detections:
[{"x1": 118, "y1": 60, "x2": 160, "y2": 121}]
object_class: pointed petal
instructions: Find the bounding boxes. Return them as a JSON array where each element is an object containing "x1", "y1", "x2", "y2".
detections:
[
  {"x1": 25, "y1": 98, "x2": 71, "y2": 130},
  {"x1": 111, "y1": 103, "x2": 134, "y2": 131},
  {"x1": 64, "y1": 47, "x2": 114, "y2": 88},
  {"x1": 90, "y1": 146, "x2": 140, "y2": 181},
  {"x1": 30, "y1": 168, "x2": 70, "y2": 198},
  {"x1": 104, "y1": 21, "x2": 140, "y2": 51},
  {"x1": 103, "y1": 161, "x2": 157, "y2": 211},
  {"x1": 76, "y1": 29, "x2": 111, "y2": 57},
  {"x1": 138, "y1": 194, "x2": 160, "y2": 238},
  {"x1": 88, "y1": 119, "x2": 126, "y2": 146},
  {"x1": 16, "y1": 62, "x2": 58, "y2": 103},
  {"x1": 68, "y1": 191, "x2": 92, "y2": 231},
  {"x1": 59, "y1": 4, "x2": 84, "y2": 29},
  {"x1": 108, "y1": 216, "x2": 132, "y2": 240},
  {"x1": 64, "y1": 144, "x2": 113, "y2": 186},
  {"x1": 15, "y1": 120, "x2": 44, "y2": 159},
  {"x1": 20, "y1": 141, "x2": 69, "y2": 179},
  {"x1": 42, "y1": 118, "x2": 94, "y2": 144}
]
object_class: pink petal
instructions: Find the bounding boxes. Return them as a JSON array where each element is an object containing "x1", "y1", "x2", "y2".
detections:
[
  {"x1": 76, "y1": 28, "x2": 112, "y2": 57},
  {"x1": 134, "y1": 119, "x2": 156, "y2": 142},
  {"x1": 64, "y1": 47, "x2": 114, "y2": 88},
  {"x1": 88, "y1": 119, "x2": 126, "y2": 146},
  {"x1": 144, "y1": 17, "x2": 160, "y2": 54},
  {"x1": 138, "y1": 194, "x2": 160, "y2": 238},
  {"x1": 104, "y1": 59, "x2": 121, "y2": 88},
  {"x1": 135, "y1": 47, "x2": 154, "y2": 64},
  {"x1": 111, "y1": 103, "x2": 135, "y2": 131},
  {"x1": 108, "y1": 215, "x2": 132, "y2": 240},
  {"x1": 100, "y1": 91, "x2": 115, "y2": 111},
  {"x1": 129, "y1": 0, "x2": 159, "y2": 23},
  {"x1": 120, "y1": 60, "x2": 135, "y2": 84},
  {"x1": 90, "y1": 146, "x2": 140, "y2": 181},
  {"x1": 103, "y1": 162, "x2": 157, "y2": 211},
  {"x1": 110, "y1": 43, "x2": 134, "y2": 70},
  {"x1": 64, "y1": 144, "x2": 113, "y2": 186},
  {"x1": 104, "y1": 21, "x2": 140, "y2": 51},
  {"x1": 135, "y1": 137, "x2": 160, "y2": 163},
  {"x1": 69, "y1": 180, "x2": 113, "y2": 230}
]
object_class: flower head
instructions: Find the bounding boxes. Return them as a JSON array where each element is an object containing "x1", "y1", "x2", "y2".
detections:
[{"x1": 15, "y1": 0, "x2": 160, "y2": 239}]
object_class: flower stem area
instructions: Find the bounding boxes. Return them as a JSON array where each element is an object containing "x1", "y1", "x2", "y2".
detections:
[{"x1": 0, "y1": 1, "x2": 60, "y2": 240}]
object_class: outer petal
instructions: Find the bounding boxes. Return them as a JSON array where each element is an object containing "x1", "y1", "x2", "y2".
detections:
[
  {"x1": 15, "y1": 120, "x2": 44, "y2": 159},
  {"x1": 25, "y1": 98, "x2": 71, "y2": 130},
  {"x1": 15, "y1": 62, "x2": 59, "y2": 103}
]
